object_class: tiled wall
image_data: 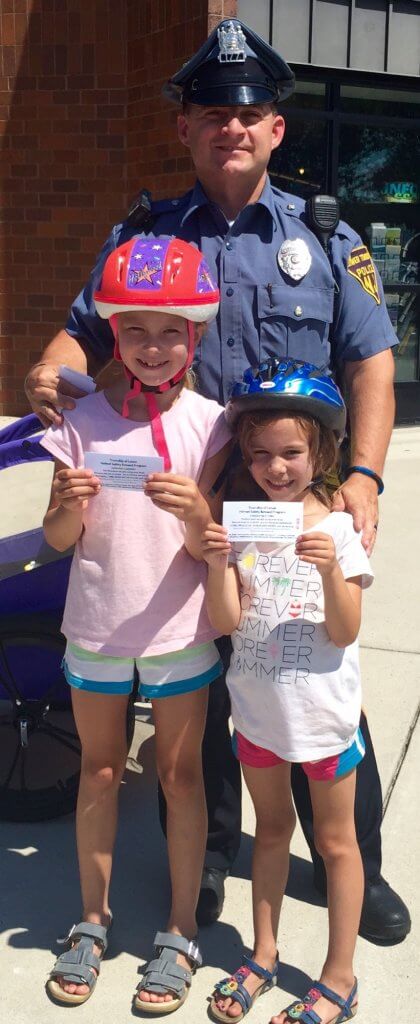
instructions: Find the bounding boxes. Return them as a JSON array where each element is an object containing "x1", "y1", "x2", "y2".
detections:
[{"x1": 0, "y1": 0, "x2": 237, "y2": 414}]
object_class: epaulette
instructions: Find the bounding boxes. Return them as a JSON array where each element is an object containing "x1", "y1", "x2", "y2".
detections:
[
  {"x1": 150, "y1": 192, "x2": 193, "y2": 218},
  {"x1": 270, "y1": 184, "x2": 359, "y2": 245},
  {"x1": 270, "y1": 184, "x2": 306, "y2": 218},
  {"x1": 125, "y1": 188, "x2": 193, "y2": 230},
  {"x1": 332, "y1": 219, "x2": 360, "y2": 245}
]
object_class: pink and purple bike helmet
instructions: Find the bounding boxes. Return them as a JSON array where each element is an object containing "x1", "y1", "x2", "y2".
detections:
[{"x1": 94, "y1": 237, "x2": 219, "y2": 468}]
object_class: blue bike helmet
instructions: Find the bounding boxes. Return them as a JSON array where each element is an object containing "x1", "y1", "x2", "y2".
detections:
[{"x1": 225, "y1": 358, "x2": 347, "y2": 441}]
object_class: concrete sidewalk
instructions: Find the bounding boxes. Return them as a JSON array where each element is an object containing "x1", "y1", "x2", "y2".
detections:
[{"x1": 0, "y1": 422, "x2": 418, "y2": 1024}]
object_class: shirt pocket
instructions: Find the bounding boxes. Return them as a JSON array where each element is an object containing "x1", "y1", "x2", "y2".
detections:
[{"x1": 257, "y1": 284, "x2": 334, "y2": 367}]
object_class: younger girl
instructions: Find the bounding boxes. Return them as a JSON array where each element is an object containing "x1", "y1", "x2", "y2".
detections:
[
  {"x1": 201, "y1": 359, "x2": 372, "y2": 1024},
  {"x1": 41, "y1": 237, "x2": 231, "y2": 1012}
]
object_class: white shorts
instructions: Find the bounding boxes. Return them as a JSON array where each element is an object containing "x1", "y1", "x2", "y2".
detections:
[{"x1": 63, "y1": 640, "x2": 222, "y2": 699}]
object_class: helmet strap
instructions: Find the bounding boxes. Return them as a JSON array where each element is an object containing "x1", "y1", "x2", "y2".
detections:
[
  {"x1": 145, "y1": 392, "x2": 172, "y2": 471},
  {"x1": 109, "y1": 315, "x2": 198, "y2": 470}
]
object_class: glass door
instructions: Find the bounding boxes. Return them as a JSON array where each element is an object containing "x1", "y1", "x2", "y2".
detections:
[
  {"x1": 269, "y1": 80, "x2": 420, "y2": 420},
  {"x1": 337, "y1": 86, "x2": 420, "y2": 420}
]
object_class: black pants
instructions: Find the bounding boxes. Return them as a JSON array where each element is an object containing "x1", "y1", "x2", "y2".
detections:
[
  {"x1": 291, "y1": 709, "x2": 383, "y2": 885},
  {"x1": 158, "y1": 654, "x2": 383, "y2": 881}
]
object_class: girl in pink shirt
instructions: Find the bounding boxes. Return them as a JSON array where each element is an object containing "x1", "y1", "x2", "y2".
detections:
[{"x1": 42, "y1": 238, "x2": 231, "y2": 1012}]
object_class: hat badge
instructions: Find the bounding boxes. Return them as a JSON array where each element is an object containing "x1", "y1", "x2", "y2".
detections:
[{"x1": 217, "y1": 22, "x2": 246, "y2": 63}]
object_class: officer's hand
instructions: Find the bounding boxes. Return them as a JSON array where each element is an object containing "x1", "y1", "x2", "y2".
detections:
[
  {"x1": 24, "y1": 362, "x2": 85, "y2": 428},
  {"x1": 331, "y1": 475, "x2": 378, "y2": 555}
]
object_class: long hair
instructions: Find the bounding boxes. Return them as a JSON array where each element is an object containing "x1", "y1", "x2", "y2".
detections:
[{"x1": 231, "y1": 409, "x2": 339, "y2": 507}]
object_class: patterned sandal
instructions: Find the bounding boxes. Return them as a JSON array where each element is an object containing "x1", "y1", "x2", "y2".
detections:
[
  {"x1": 47, "y1": 916, "x2": 113, "y2": 1005},
  {"x1": 209, "y1": 953, "x2": 279, "y2": 1022},
  {"x1": 281, "y1": 978, "x2": 358, "y2": 1024},
  {"x1": 135, "y1": 931, "x2": 202, "y2": 1015}
]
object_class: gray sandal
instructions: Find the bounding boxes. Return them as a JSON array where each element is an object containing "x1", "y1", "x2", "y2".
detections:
[
  {"x1": 47, "y1": 916, "x2": 112, "y2": 1005},
  {"x1": 135, "y1": 931, "x2": 202, "y2": 1015}
]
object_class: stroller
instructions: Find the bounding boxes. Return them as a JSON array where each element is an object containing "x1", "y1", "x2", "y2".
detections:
[{"x1": 0, "y1": 414, "x2": 134, "y2": 823}]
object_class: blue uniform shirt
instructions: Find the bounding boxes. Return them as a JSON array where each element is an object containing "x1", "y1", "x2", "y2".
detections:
[{"x1": 66, "y1": 178, "x2": 397, "y2": 404}]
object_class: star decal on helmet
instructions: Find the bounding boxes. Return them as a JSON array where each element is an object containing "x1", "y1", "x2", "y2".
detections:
[{"x1": 130, "y1": 261, "x2": 161, "y2": 286}]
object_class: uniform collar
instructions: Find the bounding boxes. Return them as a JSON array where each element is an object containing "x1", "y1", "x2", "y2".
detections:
[{"x1": 181, "y1": 175, "x2": 277, "y2": 226}]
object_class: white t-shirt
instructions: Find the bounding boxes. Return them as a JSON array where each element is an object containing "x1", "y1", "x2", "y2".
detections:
[{"x1": 226, "y1": 511, "x2": 373, "y2": 762}]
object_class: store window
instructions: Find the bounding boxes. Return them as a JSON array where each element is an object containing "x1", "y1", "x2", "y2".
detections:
[
  {"x1": 337, "y1": 87, "x2": 420, "y2": 385},
  {"x1": 269, "y1": 119, "x2": 327, "y2": 197},
  {"x1": 270, "y1": 83, "x2": 327, "y2": 196},
  {"x1": 269, "y1": 80, "x2": 420, "y2": 406},
  {"x1": 340, "y1": 84, "x2": 420, "y2": 119}
]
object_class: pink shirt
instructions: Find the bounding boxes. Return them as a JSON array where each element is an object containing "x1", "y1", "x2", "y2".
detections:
[{"x1": 41, "y1": 389, "x2": 230, "y2": 657}]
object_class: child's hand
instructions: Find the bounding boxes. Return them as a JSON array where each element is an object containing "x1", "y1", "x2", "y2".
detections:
[
  {"x1": 52, "y1": 467, "x2": 101, "y2": 512},
  {"x1": 144, "y1": 473, "x2": 204, "y2": 522},
  {"x1": 295, "y1": 531, "x2": 338, "y2": 577},
  {"x1": 201, "y1": 523, "x2": 231, "y2": 570}
]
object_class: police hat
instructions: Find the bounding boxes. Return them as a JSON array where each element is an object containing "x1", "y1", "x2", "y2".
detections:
[{"x1": 163, "y1": 19, "x2": 295, "y2": 107}]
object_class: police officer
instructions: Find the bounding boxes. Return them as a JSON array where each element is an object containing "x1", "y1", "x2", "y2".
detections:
[{"x1": 25, "y1": 19, "x2": 410, "y2": 945}]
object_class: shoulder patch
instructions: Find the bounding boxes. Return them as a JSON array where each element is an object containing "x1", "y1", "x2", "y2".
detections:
[{"x1": 347, "y1": 245, "x2": 380, "y2": 305}]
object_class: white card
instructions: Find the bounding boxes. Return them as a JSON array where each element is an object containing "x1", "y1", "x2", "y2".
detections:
[
  {"x1": 59, "y1": 365, "x2": 96, "y2": 394},
  {"x1": 223, "y1": 501, "x2": 303, "y2": 542},
  {"x1": 85, "y1": 452, "x2": 164, "y2": 490}
]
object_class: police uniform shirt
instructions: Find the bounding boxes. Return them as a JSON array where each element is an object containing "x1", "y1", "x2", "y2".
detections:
[{"x1": 65, "y1": 178, "x2": 397, "y2": 405}]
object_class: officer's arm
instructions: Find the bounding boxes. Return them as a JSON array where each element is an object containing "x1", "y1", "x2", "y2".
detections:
[
  {"x1": 343, "y1": 349, "x2": 395, "y2": 478},
  {"x1": 24, "y1": 329, "x2": 109, "y2": 428},
  {"x1": 333, "y1": 349, "x2": 395, "y2": 554},
  {"x1": 38, "y1": 329, "x2": 101, "y2": 377}
]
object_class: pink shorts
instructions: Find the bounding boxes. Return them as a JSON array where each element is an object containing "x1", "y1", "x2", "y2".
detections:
[{"x1": 233, "y1": 728, "x2": 365, "y2": 781}]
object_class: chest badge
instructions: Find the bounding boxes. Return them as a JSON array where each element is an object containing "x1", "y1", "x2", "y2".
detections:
[{"x1": 278, "y1": 238, "x2": 312, "y2": 281}]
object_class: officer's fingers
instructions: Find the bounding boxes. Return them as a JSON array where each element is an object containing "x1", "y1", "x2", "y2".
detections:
[
  {"x1": 358, "y1": 504, "x2": 378, "y2": 553},
  {"x1": 361, "y1": 522, "x2": 377, "y2": 555},
  {"x1": 331, "y1": 487, "x2": 345, "y2": 512},
  {"x1": 35, "y1": 407, "x2": 57, "y2": 428},
  {"x1": 56, "y1": 389, "x2": 77, "y2": 411},
  {"x1": 34, "y1": 402, "x2": 64, "y2": 428}
]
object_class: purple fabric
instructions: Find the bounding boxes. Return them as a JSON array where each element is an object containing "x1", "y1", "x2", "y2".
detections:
[
  {"x1": 0, "y1": 414, "x2": 51, "y2": 470},
  {"x1": 0, "y1": 414, "x2": 42, "y2": 445},
  {"x1": 197, "y1": 257, "x2": 217, "y2": 294},
  {"x1": 127, "y1": 238, "x2": 169, "y2": 291}
]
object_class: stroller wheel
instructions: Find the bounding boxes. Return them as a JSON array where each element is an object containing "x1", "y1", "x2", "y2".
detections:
[
  {"x1": 0, "y1": 624, "x2": 135, "y2": 822},
  {"x1": 0, "y1": 626, "x2": 80, "y2": 821}
]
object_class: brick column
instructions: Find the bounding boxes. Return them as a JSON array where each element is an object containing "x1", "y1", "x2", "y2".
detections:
[
  {"x1": 0, "y1": 0, "x2": 127, "y2": 415},
  {"x1": 126, "y1": 1, "x2": 208, "y2": 203},
  {"x1": 0, "y1": 0, "x2": 238, "y2": 414}
]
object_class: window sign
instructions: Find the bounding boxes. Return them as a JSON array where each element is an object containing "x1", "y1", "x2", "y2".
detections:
[{"x1": 382, "y1": 182, "x2": 419, "y2": 204}]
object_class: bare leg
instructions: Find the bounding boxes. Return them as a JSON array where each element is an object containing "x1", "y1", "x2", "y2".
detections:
[
  {"x1": 215, "y1": 761, "x2": 295, "y2": 1019},
  {"x1": 138, "y1": 686, "x2": 208, "y2": 1005},
  {"x1": 272, "y1": 769, "x2": 362, "y2": 1024},
  {"x1": 57, "y1": 689, "x2": 129, "y2": 996}
]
